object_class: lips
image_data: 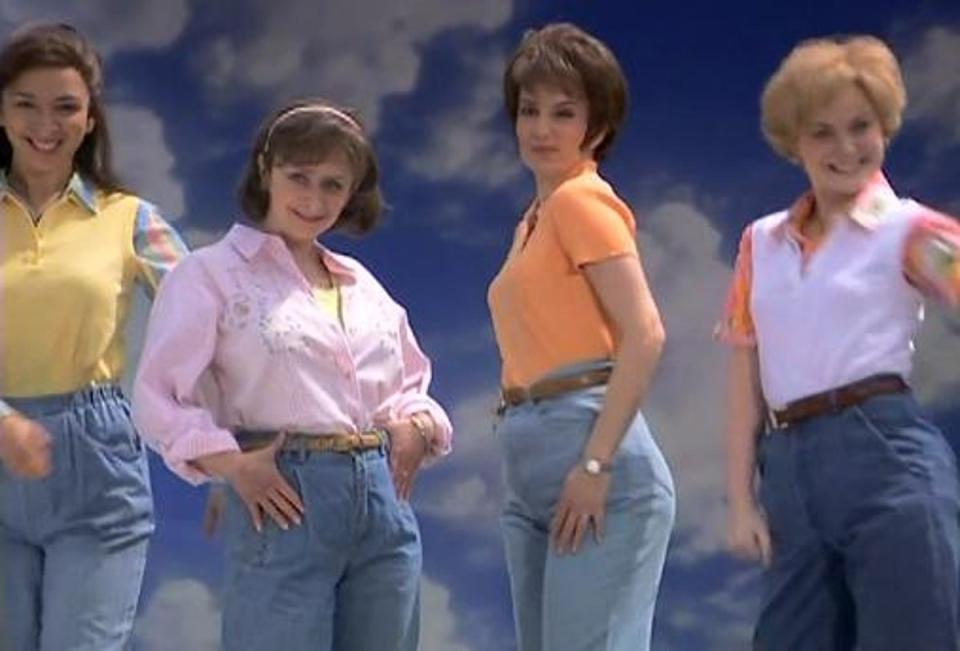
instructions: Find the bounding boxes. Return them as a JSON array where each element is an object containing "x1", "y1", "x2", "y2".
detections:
[
  {"x1": 26, "y1": 136, "x2": 61, "y2": 153},
  {"x1": 290, "y1": 209, "x2": 327, "y2": 224}
]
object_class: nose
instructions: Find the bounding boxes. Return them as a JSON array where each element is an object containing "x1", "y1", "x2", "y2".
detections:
[
  {"x1": 836, "y1": 133, "x2": 857, "y2": 155},
  {"x1": 530, "y1": 113, "x2": 551, "y2": 138}
]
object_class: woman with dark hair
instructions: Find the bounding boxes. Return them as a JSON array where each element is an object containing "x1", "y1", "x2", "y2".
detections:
[
  {"x1": 0, "y1": 22, "x2": 187, "y2": 651},
  {"x1": 489, "y1": 23, "x2": 675, "y2": 651},
  {"x1": 133, "y1": 99, "x2": 452, "y2": 651}
]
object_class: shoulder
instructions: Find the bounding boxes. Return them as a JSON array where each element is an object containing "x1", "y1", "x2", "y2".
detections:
[{"x1": 543, "y1": 171, "x2": 635, "y2": 235}]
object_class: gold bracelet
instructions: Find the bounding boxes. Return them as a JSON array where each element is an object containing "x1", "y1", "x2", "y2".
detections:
[{"x1": 410, "y1": 413, "x2": 432, "y2": 452}]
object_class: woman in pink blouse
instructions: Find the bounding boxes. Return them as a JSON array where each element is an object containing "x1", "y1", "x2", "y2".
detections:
[
  {"x1": 133, "y1": 100, "x2": 452, "y2": 651},
  {"x1": 720, "y1": 36, "x2": 960, "y2": 650}
]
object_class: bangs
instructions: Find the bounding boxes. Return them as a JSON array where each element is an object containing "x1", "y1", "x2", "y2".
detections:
[
  {"x1": 510, "y1": 49, "x2": 585, "y2": 98},
  {"x1": 266, "y1": 116, "x2": 365, "y2": 177}
]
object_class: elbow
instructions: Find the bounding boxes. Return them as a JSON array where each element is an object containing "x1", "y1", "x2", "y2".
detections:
[{"x1": 643, "y1": 315, "x2": 666, "y2": 360}]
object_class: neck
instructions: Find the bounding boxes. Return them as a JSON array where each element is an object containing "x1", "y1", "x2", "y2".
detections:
[
  {"x1": 533, "y1": 159, "x2": 592, "y2": 203},
  {"x1": 811, "y1": 188, "x2": 858, "y2": 231},
  {"x1": 7, "y1": 163, "x2": 73, "y2": 216}
]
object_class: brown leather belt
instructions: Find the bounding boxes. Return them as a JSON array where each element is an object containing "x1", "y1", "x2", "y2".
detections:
[
  {"x1": 499, "y1": 367, "x2": 612, "y2": 413},
  {"x1": 236, "y1": 430, "x2": 387, "y2": 453},
  {"x1": 768, "y1": 373, "x2": 908, "y2": 430}
]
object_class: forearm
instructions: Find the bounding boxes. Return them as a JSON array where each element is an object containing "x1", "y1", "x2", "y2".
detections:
[
  {"x1": 726, "y1": 347, "x2": 765, "y2": 510},
  {"x1": 583, "y1": 326, "x2": 664, "y2": 463}
]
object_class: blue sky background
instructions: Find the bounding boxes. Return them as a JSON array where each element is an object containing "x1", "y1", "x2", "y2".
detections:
[{"x1": 4, "y1": 1, "x2": 960, "y2": 648}]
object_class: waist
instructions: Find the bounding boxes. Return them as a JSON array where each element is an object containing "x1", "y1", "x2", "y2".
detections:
[
  {"x1": 235, "y1": 429, "x2": 388, "y2": 454},
  {"x1": 2, "y1": 384, "x2": 126, "y2": 417},
  {"x1": 500, "y1": 365, "x2": 612, "y2": 413},
  {"x1": 769, "y1": 373, "x2": 909, "y2": 430}
]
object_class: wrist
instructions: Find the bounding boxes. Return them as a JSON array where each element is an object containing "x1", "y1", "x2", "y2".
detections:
[
  {"x1": 409, "y1": 412, "x2": 433, "y2": 453},
  {"x1": 196, "y1": 450, "x2": 244, "y2": 481},
  {"x1": 580, "y1": 456, "x2": 613, "y2": 476}
]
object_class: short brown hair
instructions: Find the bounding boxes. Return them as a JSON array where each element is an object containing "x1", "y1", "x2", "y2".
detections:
[
  {"x1": 503, "y1": 22, "x2": 628, "y2": 162},
  {"x1": 238, "y1": 99, "x2": 384, "y2": 235},
  {"x1": 0, "y1": 22, "x2": 121, "y2": 191},
  {"x1": 761, "y1": 35, "x2": 906, "y2": 160}
]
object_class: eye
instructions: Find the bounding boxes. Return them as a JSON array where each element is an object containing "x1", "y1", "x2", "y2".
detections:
[
  {"x1": 285, "y1": 170, "x2": 309, "y2": 185},
  {"x1": 54, "y1": 102, "x2": 82, "y2": 115},
  {"x1": 12, "y1": 99, "x2": 35, "y2": 109},
  {"x1": 518, "y1": 104, "x2": 537, "y2": 117},
  {"x1": 851, "y1": 119, "x2": 872, "y2": 133},
  {"x1": 322, "y1": 178, "x2": 347, "y2": 193},
  {"x1": 554, "y1": 108, "x2": 576, "y2": 119},
  {"x1": 810, "y1": 128, "x2": 831, "y2": 140}
]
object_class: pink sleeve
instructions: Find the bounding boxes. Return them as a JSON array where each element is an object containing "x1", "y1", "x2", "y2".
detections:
[
  {"x1": 132, "y1": 255, "x2": 240, "y2": 484},
  {"x1": 389, "y1": 310, "x2": 453, "y2": 459},
  {"x1": 902, "y1": 208, "x2": 960, "y2": 306}
]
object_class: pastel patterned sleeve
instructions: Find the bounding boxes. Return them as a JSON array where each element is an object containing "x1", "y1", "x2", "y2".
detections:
[
  {"x1": 903, "y1": 209, "x2": 960, "y2": 307},
  {"x1": 132, "y1": 255, "x2": 240, "y2": 484},
  {"x1": 715, "y1": 225, "x2": 757, "y2": 346},
  {"x1": 389, "y1": 309, "x2": 453, "y2": 459},
  {"x1": 133, "y1": 199, "x2": 189, "y2": 297}
]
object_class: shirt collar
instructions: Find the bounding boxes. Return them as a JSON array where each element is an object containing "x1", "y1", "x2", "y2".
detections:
[
  {"x1": 226, "y1": 222, "x2": 357, "y2": 279},
  {"x1": 774, "y1": 171, "x2": 900, "y2": 240},
  {"x1": 0, "y1": 170, "x2": 98, "y2": 215}
]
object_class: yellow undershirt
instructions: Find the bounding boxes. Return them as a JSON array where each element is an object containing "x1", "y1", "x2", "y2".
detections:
[{"x1": 312, "y1": 283, "x2": 343, "y2": 326}]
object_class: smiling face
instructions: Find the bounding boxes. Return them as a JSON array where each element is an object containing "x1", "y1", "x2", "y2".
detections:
[
  {"x1": 795, "y1": 83, "x2": 886, "y2": 205},
  {"x1": 0, "y1": 65, "x2": 93, "y2": 181},
  {"x1": 262, "y1": 148, "x2": 356, "y2": 247},
  {"x1": 515, "y1": 82, "x2": 596, "y2": 193}
]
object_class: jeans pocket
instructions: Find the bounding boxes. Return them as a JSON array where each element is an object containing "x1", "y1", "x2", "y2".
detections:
[
  {"x1": 851, "y1": 402, "x2": 947, "y2": 484},
  {"x1": 78, "y1": 400, "x2": 143, "y2": 463}
]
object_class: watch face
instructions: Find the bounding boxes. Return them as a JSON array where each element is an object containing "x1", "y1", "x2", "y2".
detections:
[{"x1": 585, "y1": 459, "x2": 600, "y2": 475}]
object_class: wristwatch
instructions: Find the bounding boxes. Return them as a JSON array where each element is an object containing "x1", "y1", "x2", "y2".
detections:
[
  {"x1": 582, "y1": 457, "x2": 612, "y2": 476},
  {"x1": 0, "y1": 400, "x2": 14, "y2": 420}
]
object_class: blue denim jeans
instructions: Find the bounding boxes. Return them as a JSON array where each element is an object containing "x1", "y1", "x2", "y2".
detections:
[
  {"x1": 0, "y1": 386, "x2": 153, "y2": 651},
  {"x1": 755, "y1": 392, "x2": 960, "y2": 650},
  {"x1": 497, "y1": 361, "x2": 675, "y2": 651},
  {"x1": 221, "y1": 444, "x2": 421, "y2": 651}
]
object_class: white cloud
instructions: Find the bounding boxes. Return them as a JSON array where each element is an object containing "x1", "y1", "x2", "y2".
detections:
[
  {"x1": 416, "y1": 388, "x2": 503, "y2": 535},
  {"x1": 111, "y1": 104, "x2": 186, "y2": 220},
  {"x1": 903, "y1": 26, "x2": 960, "y2": 144},
  {"x1": 421, "y1": 577, "x2": 475, "y2": 651},
  {"x1": 133, "y1": 578, "x2": 221, "y2": 651},
  {"x1": 403, "y1": 47, "x2": 523, "y2": 188},
  {"x1": 637, "y1": 198, "x2": 734, "y2": 559},
  {"x1": 196, "y1": 0, "x2": 513, "y2": 132},
  {"x1": 0, "y1": 0, "x2": 189, "y2": 54}
]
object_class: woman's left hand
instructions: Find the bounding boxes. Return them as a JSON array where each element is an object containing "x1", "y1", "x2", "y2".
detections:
[
  {"x1": 551, "y1": 464, "x2": 611, "y2": 555},
  {"x1": 385, "y1": 419, "x2": 428, "y2": 501}
]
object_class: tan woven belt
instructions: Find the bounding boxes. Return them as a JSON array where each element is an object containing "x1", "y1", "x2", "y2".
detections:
[{"x1": 235, "y1": 430, "x2": 387, "y2": 453}]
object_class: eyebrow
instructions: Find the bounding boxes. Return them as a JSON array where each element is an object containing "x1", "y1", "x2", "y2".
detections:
[
  {"x1": 8, "y1": 90, "x2": 83, "y2": 102},
  {"x1": 518, "y1": 94, "x2": 579, "y2": 108}
]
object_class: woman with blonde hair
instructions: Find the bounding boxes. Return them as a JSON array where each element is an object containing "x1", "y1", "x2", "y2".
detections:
[{"x1": 720, "y1": 35, "x2": 960, "y2": 650}]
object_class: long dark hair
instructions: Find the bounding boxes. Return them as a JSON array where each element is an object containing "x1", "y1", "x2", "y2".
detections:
[{"x1": 0, "y1": 23, "x2": 122, "y2": 191}]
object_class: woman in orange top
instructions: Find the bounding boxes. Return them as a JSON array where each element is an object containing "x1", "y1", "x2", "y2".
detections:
[{"x1": 487, "y1": 23, "x2": 675, "y2": 651}]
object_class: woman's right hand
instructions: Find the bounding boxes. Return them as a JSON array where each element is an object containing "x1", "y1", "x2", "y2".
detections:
[
  {"x1": 199, "y1": 434, "x2": 304, "y2": 533},
  {"x1": 726, "y1": 500, "x2": 772, "y2": 567},
  {"x1": 0, "y1": 413, "x2": 52, "y2": 479}
]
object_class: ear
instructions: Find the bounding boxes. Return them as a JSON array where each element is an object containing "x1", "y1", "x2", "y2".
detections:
[
  {"x1": 582, "y1": 129, "x2": 607, "y2": 156},
  {"x1": 85, "y1": 115, "x2": 95, "y2": 135}
]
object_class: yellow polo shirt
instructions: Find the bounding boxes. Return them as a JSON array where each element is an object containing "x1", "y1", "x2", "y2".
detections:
[
  {"x1": 0, "y1": 172, "x2": 187, "y2": 399},
  {"x1": 487, "y1": 160, "x2": 638, "y2": 388}
]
